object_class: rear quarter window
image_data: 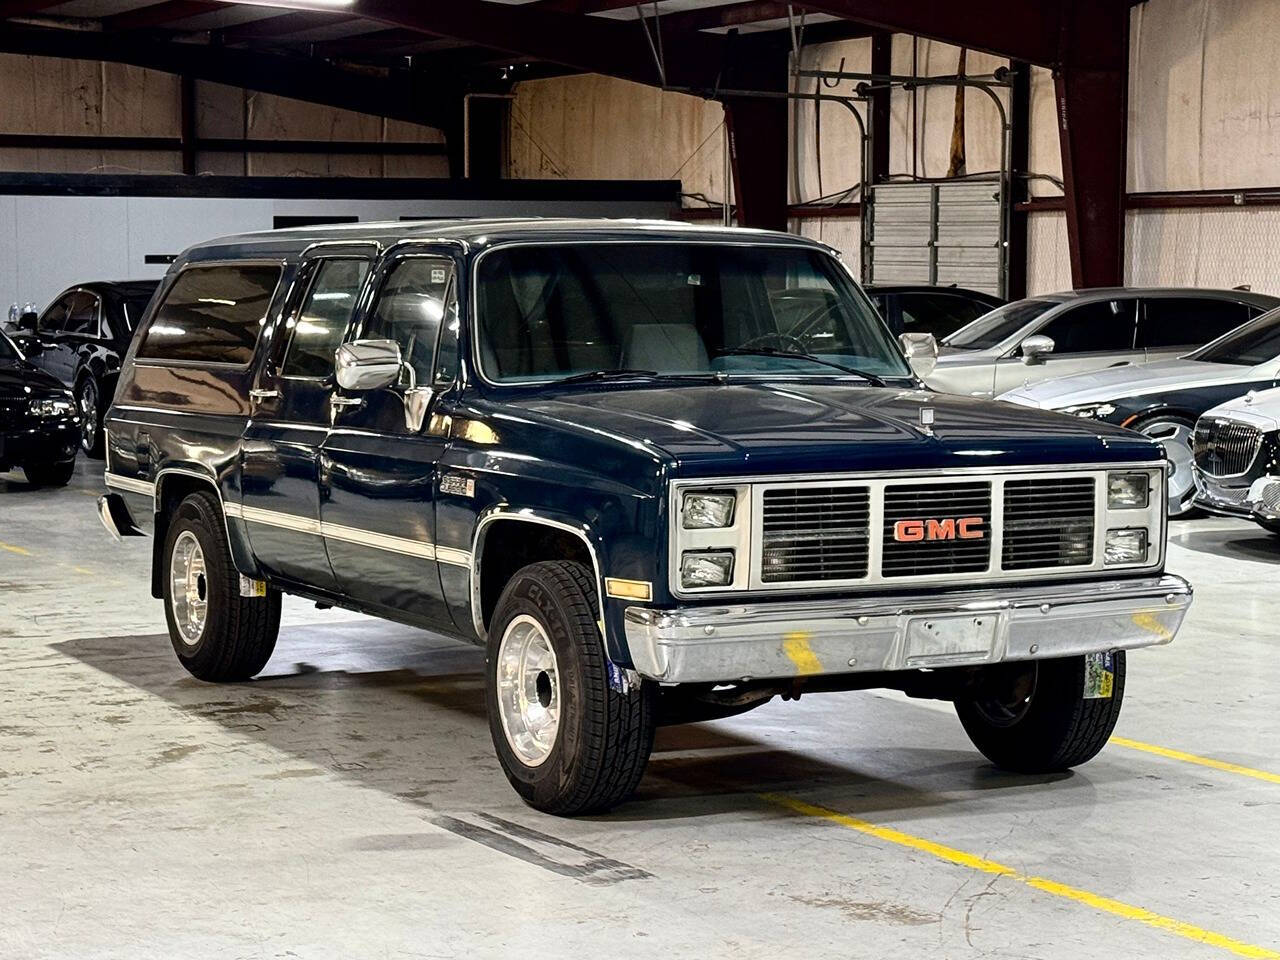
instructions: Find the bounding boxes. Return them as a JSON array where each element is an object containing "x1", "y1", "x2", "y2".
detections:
[{"x1": 136, "y1": 263, "x2": 282, "y2": 365}]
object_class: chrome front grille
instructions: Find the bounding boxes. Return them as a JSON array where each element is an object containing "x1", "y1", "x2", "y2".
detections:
[
  {"x1": 1194, "y1": 418, "x2": 1262, "y2": 478},
  {"x1": 761, "y1": 486, "x2": 870, "y2": 582},
  {"x1": 1002, "y1": 477, "x2": 1096, "y2": 570},
  {"x1": 881, "y1": 481, "x2": 991, "y2": 578}
]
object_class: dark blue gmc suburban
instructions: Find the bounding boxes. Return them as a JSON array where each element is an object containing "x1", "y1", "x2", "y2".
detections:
[{"x1": 98, "y1": 219, "x2": 1192, "y2": 815}]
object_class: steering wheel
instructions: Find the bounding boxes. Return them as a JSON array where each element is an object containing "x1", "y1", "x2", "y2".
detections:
[{"x1": 738, "y1": 331, "x2": 808, "y2": 352}]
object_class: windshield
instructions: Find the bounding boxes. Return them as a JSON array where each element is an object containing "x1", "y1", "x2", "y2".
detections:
[
  {"x1": 1189, "y1": 306, "x2": 1280, "y2": 365},
  {"x1": 475, "y1": 243, "x2": 910, "y2": 383},
  {"x1": 0, "y1": 330, "x2": 18, "y2": 362},
  {"x1": 943, "y1": 298, "x2": 1057, "y2": 350}
]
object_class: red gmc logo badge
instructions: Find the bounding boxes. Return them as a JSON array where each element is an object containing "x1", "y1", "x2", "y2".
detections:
[{"x1": 893, "y1": 517, "x2": 985, "y2": 542}]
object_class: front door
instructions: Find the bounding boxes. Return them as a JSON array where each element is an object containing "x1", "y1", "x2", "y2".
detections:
[
  {"x1": 240, "y1": 249, "x2": 374, "y2": 592},
  {"x1": 320, "y1": 250, "x2": 459, "y2": 627},
  {"x1": 26, "y1": 293, "x2": 72, "y2": 379},
  {"x1": 49, "y1": 291, "x2": 100, "y2": 385},
  {"x1": 991, "y1": 298, "x2": 1140, "y2": 396}
]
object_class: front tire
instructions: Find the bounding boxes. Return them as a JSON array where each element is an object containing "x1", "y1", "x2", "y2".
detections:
[
  {"x1": 23, "y1": 460, "x2": 74, "y2": 487},
  {"x1": 76, "y1": 377, "x2": 104, "y2": 459},
  {"x1": 163, "y1": 490, "x2": 280, "y2": 682},
  {"x1": 956, "y1": 653, "x2": 1126, "y2": 772},
  {"x1": 485, "y1": 560, "x2": 656, "y2": 815},
  {"x1": 1131, "y1": 414, "x2": 1197, "y2": 518}
]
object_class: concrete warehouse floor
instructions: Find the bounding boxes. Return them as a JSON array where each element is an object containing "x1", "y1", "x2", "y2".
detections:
[{"x1": 2, "y1": 460, "x2": 1279, "y2": 960}]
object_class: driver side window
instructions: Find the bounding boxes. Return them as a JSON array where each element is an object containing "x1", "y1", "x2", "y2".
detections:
[
  {"x1": 364, "y1": 257, "x2": 457, "y2": 389},
  {"x1": 38, "y1": 295, "x2": 72, "y2": 334}
]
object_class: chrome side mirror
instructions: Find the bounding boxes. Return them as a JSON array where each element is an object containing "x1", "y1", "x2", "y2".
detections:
[
  {"x1": 335, "y1": 339, "x2": 402, "y2": 391},
  {"x1": 1020, "y1": 334, "x2": 1055, "y2": 365},
  {"x1": 898, "y1": 331, "x2": 939, "y2": 379}
]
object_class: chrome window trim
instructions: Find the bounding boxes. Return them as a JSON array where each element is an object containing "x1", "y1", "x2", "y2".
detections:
[
  {"x1": 466, "y1": 237, "x2": 903, "y2": 389},
  {"x1": 132, "y1": 258, "x2": 288, "y2": 371},
  {"x1": 275, "y1": 254, "x2": 375, "y2": 384},
  {"x1": 668, "y1": 461, "x2": 1168, "y2": 600}
]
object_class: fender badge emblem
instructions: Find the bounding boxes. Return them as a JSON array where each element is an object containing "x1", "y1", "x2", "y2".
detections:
[
  {"x1": 440, "y1": 473, "x2": 475, "y2": 498},
  {"x1": 919, "y1": 407, "x2": 935, "y2": 434}
]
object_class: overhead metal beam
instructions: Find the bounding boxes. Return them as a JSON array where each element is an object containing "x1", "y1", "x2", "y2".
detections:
[
  {"x1": 0, "y1": 24, "x2": 446, "y2": 129},
  {"x1": 0, "y1": 0, "x2": 70, "y2": 17},
  {"x1": 218, "y1": 11, "x2": 360, "y2": 43},
  {"x1": 103, "y1": 1, "x2": 221, "y2": 30}
]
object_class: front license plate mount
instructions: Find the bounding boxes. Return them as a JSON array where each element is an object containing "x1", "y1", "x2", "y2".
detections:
[{"x1": 904, "y1": 614, "x2": 999, "y2": 666}]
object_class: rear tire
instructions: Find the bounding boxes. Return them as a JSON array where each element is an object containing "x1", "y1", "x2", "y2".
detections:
[
  {"x1": 23, "y1": 460, "x2": 74, "y2": 487},
  {"x1": 162, "y1": 490, "x2": 280, "y2": 682},
  {"x1": 485, "y1": 560, "x2": 656, "y2": 815},
  {"x1": 956, "y1": 653, "x2": 1125, "y2": 772}
]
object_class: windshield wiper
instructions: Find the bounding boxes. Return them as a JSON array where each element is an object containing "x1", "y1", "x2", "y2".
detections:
[
  {"x1": 556, "y1": 368, "x2": 660, "y2": 385},
  {"x1": 715, "y1": 347, "x2": 887, "y2": 386}
]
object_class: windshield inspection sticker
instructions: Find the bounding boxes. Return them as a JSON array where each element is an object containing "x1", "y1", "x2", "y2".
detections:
[{"x1": 1083, "y1": 651, "x2": 1115, "y2": 699}]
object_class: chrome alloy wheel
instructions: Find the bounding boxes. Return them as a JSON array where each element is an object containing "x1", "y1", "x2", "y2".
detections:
[
  {"x1": 169, "y1": 530, "x2": 209, "y2": 646},
  {"x1": 496, "y1": 614, "x2": 561, "y2": 767},
  {"x1": 77, "y1": 382, "x2": 97, "y2": 453},
  {"x1": 1137, "y1": 418, "x2": 1195, "y2": 516}
]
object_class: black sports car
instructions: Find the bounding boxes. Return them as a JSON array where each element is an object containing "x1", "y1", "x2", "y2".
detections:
[
  {"x1": 0, "y1": 328, "x2": 79, "y2": 487},
  {"x1": 6, "y1": 280, "x2": 160, "y2": 458}
]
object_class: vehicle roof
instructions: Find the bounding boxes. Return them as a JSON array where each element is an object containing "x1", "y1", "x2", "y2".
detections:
[
  {"x1": 178, "y1": 217, "x2": 833, "y2": 264},
  {"x1": 863, "y1": 284, "x2": 1004, "y2": 300},
  {"x1": 1032, "y1": 287, "x2": 1280, "y2": 308},
  {"x1": 57, "y1": 279, "x2": 160, "y2": 299}
]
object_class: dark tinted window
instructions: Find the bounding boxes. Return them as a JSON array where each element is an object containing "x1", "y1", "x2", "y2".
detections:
[
  {"x1": 1138, "y1": 297, "x2": 1251, "y2": 349},
  {"x1": 137, "y1": 264, "x2": 282, "y2": 365},
  {"x1": 0, "y1": 331, "x2": 17, "y2": 361},
  {"x1": 944, "y1": 299, "x2": 1056, "y2": 349},
  {"x1": 119, "y1": 294, "x2": 156, "y2": 336},
  {"x1": 1036, "y1": 299, "x2": 1137, "y2": 354},
  {"x1": 38, "y1": 295, "x2": 72, "y2": 334},
  {"x1": 899, "y1": 292, "x2": 993, "y2": 338},
  {"x1": 62, "y1": 292, "x2": 99, "y2": 336},
  {"x1": 364, "y1": 258, "x2": 454, "y2": 387},
  {"x1": 280, "y1": 259, "x2": 370, "y2": 378},
  {"x1": 1191, "y1": 306, "x2": 1280, "y2": 366}
]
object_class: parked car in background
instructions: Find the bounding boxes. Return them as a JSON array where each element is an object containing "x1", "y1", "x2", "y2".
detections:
[
  {"x1": 999, "y1": 305, "x2": 1280, "y2": 518},
  {"x1": 0, "y1": 328, "x2": 78, "y2": 486},
  {"x1": 1191, "y1": 386, "x2": 1280, "y2": 534},
  {"x1": 97, "y1": 218, "x2": 1191, "y2": 816},
  {"x1": 927, "y1": 288, "x2": 1278, "y2": 399},
  {"x1": 864, "y1": 284, "x2": 1005, "y2": 338},
  {"x1": 6, "y1": 280, "x2": 160, "y2": 458}
]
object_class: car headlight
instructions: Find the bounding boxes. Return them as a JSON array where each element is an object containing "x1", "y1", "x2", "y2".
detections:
[
  {"x1": 30, "y1": 397, "x2": 75, "y2": 418},
  {"x1": 682, "y1": 491, "x2": 737, "y2": 529},
  {"x1": 1107, "y1": 472, "x2": 1150, "y2": 509},
  {"x1": 1059, "y1": 403, "x2": 1116, "y2": 420},
  {"x1": 680, "y1": 551, "x2": 735, "y2": 588},
  {"x1": 1104, "y1": 528, "x2": 1149, "y2": 565}
]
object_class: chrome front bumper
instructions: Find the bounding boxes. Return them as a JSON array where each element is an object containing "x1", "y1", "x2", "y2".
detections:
[
  {"x1": 623, "y1": 574, "x2": 1192, "y2": 683},
  {"x1": 1194, "y1": 474, "x2": 1280, "y2": 522}
]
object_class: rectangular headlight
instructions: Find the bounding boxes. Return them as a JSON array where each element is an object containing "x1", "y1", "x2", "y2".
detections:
[
  {"x1": 1108, "y1": 472, "x2": 1150, "y2": 509},
  {"x1": 682, "y1": 491, "x2": 736, "y2": 529},
  {"x1": 681, "y1": 550, "x2": 734, "y2": 588},
  {"x1": 1104, "y1": 527, "x2": 1148, "y2": 565}
]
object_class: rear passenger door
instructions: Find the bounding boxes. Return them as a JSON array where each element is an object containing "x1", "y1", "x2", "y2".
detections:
[
  {"x1": 320, "y1": 250, "x2": 459, "y2": 627},
  {"x1": 992, "y1": 298, "x2": 1139, "y2": 395},
  {"x1": 1137, "y1": 297, "x2": 1254, "y2": 360},
  {"x1": 240, "y1": 247, "x2": 374, "y2": 592}
]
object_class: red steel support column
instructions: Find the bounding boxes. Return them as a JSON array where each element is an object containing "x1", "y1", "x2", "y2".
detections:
[{"x1": 723, "y1": 93, "x2": 789, "y2": 231}]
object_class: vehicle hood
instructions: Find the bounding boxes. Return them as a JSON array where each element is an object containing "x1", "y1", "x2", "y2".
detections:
[
  {"x1": 511, "y1": 380, "x2": 1158, "y2": 476},
  {"x1": 1201, "y1": 385, "x2": 1280, "y2": 433},
  {"x1": 997, "y1": 358, "x2": 1247, "y2": 409},
  {"x1": 0, "y1": 359, "x2": 65, "y2": 398}
]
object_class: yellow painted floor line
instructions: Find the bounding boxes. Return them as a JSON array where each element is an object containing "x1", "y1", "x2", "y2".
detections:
[
  {"x1": 765, "y1": 793, "x2": 1280, "y2": 960},
  {"x1": 1111, "y1": 736, "x2": 1280, "y2": 785},
  {"x1": 0, "y1": 541, "x2": 31, "y2": 556}
]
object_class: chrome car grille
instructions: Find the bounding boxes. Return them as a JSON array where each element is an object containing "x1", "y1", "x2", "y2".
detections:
[
  {"x1": 761, "y1": 486, "x2": 870, "y2": 582},
  {"x1": 880, "y1": 481, "x2": 991, "y2": 578},
  {"x1": 1194, "y1": 419, "x2": 1262, "y2": 478},
  {"x1": 1002, "y1": 477, "x2": 1096, "y2": 570},
  {"x1": 1197, "y1": 475, "x2": 1251, "y2": 505}
]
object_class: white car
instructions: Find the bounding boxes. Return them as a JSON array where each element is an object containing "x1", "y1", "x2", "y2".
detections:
[
  {"x1": 927, "y1": 288, "x2": 1277, "y2": 399},
  {"x1": 1191, "y1": 386, "x2": 1280, "y2": 534}
]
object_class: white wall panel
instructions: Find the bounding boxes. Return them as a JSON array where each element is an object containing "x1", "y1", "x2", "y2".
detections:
[
  {"x1": 1027, "y1": 212, "x2": 1071, "y2": 296},
  {"x1": 1125, "y1": 207, "x2": 1280, "y2": 295}
]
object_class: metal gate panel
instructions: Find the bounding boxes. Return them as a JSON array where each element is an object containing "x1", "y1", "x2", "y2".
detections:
[{"x1": 868, "y1": 178, "x2": 1006, "y2": 296}]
